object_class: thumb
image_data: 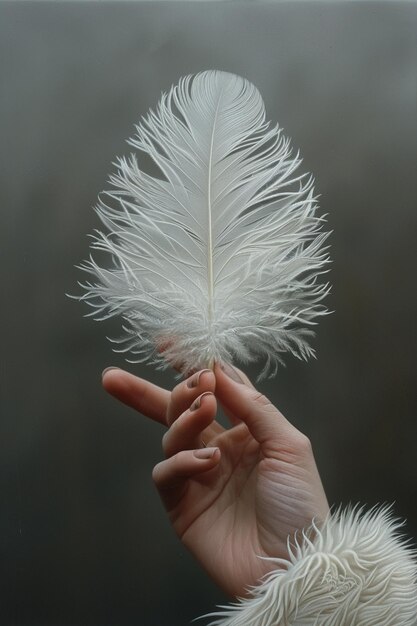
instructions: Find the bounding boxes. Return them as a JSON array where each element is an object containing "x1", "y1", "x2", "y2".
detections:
[{"x1": 214, "y1": 363, "x2": 300, "y2": 450}]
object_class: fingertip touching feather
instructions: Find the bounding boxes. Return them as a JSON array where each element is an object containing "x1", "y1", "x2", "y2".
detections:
[{"x1": 76, "y1": 70, "x2": 331, "y2": 377}]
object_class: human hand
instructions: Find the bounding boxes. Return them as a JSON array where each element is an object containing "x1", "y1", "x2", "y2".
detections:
[{"x1": 102, "y1": 364, "x2": 330, "y2": 598}]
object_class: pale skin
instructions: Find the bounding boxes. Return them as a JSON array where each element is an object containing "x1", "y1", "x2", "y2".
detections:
[{"x1": 102, "y1": 363, "x2": 330, "y2": 599}]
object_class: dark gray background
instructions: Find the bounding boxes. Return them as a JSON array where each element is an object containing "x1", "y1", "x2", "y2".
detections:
[{"x1": 1, "y1": 1, "x2": 416, "y2": 624}]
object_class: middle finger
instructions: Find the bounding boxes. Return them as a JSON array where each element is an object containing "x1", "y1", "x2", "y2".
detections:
[
  {"x1": 166, "y1": 369, "x2": 216, "y2": 426},
  {"x1": 163, "y1": 391, "x2": 220, "y2": 458}
]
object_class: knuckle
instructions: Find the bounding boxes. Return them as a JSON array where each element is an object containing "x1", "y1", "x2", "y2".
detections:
[
  {"x1": 293, "y1": 432, "x2": 312, "y2": 454},
  {"x1": 172, "y1": 377, "x2": 190, "y2": 402},
  {"x1": 161, "y1": 430, "x2": 170, "y2": 454},
  {"x1": 152, "y1": 462, "x2": 163, "y2": 485},
  {"x1": 249, "y1": 390, "x2": 278, "y2": 417},
  {"x1": 250, "y1": 391, "x2": 272, "y2": 408},
  {"x1": 173, "y1": 379, "x2": 186, "y2": 397},
  {"x1": 174, "y1": 450, "x2": 188, "y2": 467}
]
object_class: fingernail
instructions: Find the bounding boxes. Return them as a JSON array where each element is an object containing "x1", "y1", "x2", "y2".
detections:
[
  {"x1": 221, "y1": 363, "x2": 244, "y2": 384},
  {"x1": 102, "y1": 366, "x2": 119, "y2": 378},
  {"x1": 187, "y1": 369, "x2": 211, "y2": 389},
  {"x1": 194, "y1": 447, "x2": 219, "y2": 459},
  {"x1": 190, "y1": 391, "x2": 212, "y2": 411}
]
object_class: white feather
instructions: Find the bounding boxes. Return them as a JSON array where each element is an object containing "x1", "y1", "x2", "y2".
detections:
[{"x1": 77, "y1": 70, "x2": 330, "y2": 376}]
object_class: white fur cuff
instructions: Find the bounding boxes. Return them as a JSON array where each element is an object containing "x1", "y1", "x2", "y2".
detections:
[{"x1": 205, "y1": 506, "x2": 417, "y2": 625}]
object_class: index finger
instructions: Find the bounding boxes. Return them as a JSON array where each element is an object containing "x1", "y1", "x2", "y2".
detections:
[{"x1": 102, "y1": 368, "x2": 170, "y2": 425}]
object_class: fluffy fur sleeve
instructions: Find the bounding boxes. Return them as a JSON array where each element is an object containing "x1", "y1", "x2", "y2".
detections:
[{"x1": 204, "y1": 506, "x2": 417, "y2": 626}]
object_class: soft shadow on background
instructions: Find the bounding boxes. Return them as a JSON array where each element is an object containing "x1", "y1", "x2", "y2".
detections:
[{"x1": 1, "y1": 1, "x2": 416, "y2": 624}]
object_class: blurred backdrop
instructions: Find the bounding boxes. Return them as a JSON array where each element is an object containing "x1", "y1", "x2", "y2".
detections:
[{"x1": 1, "y1": 1, "x2": 416, "y2": 624}]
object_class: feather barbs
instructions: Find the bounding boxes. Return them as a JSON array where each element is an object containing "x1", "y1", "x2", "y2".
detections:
[{"x1": 77, "y1": 70, "x2": 331, "y2": 377}]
